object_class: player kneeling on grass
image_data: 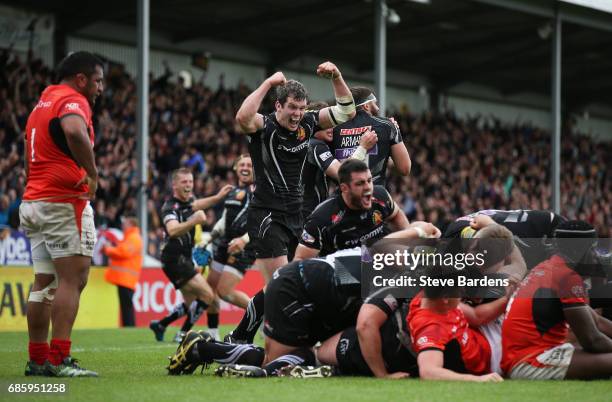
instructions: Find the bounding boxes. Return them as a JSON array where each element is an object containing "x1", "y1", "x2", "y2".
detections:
[{"x1": 501, "y1": 220, "x2": 612, "y2": 380}]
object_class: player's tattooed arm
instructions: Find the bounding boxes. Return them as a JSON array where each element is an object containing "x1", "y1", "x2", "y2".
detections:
[{"x1": 236, "y1": 72, "x2": 286, "y2": 134}]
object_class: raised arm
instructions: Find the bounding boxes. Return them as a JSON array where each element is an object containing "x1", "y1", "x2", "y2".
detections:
[
  {"x1": 192, "y1": 184, "x2": 233, "y2": 211},
  {"x1": 235, "y1": 72, "x2": 287, "y2": 134},
  {"x1": 316, "y1": 62, "x2": 355, "y2": 129}
]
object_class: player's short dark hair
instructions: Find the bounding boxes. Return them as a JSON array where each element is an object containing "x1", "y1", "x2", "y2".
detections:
[
  {"x1": 338, "y1": 159, "x2": 369, "y2": 185},
  {"x1": 306, "y1": 101, "x2": 329, "y2": 111},
  {"x1": 172, "y1": 167, "x2": 193, "y2": 182},
  {"x1": 56, "y1": 51, "x2": 104, "y2": 81},
  {"x1": 553, "y1": 220, "x2": 597, "y2": 267},
  {"x1": 350, "y1": 86, "x2": 375, "y2": 109},
  {"x1": 276, "y1": 80, "x2": 308, "y2": 105}
]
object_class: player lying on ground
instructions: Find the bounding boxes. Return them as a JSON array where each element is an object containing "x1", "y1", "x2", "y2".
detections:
[
  {"x1": 502, "y1": 220, "x2": 612, "y2": 380},
  {"x1": 166, "y1": 222, "x2": 440, "y2": 376},
  {"x1": 314, "y1": 274, "x2": 509, "y2": 379},
  {"x1": 444, "y1": 209, "x2": 565, "y2": 270}
]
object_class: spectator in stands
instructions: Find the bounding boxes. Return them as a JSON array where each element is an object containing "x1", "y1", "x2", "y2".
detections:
[{"x1": 0, "y1": 47, "x2": 609, "y2": 260}]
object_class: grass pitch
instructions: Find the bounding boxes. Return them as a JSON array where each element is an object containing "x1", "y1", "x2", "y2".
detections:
[{"x1": 0, "y1": 327, "x2": 611, "y2": 402}]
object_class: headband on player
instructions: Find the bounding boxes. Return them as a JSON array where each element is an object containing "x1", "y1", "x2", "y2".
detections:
[{"x1": 356, "y1": 93, "x2": 377, "y2": 107}]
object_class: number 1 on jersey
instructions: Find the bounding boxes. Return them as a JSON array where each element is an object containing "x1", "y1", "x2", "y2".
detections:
[{"x1": 30, "y1": 128, "x2": 36, "y2": 162}]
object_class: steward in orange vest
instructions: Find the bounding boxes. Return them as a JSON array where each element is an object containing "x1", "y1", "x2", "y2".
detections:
[{"x1": 103, "y1": 216, "x2": 143, "y2": 326}]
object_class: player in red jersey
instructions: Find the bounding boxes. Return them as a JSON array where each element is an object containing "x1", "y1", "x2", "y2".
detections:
[
  {"x1": 407, "y1": 266, "x2": 505, "y2": 382},
  {"x1": 19, "y1": 51, "x2": 104, "y2": 377},
  {"x1": 501, "y1": 220, "x2": 612, "y2": 380}
]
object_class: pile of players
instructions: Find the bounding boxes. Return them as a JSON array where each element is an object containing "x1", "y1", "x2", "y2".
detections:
[{"x1": 159, "y1": 61, "x2": 612, "y2": 381}]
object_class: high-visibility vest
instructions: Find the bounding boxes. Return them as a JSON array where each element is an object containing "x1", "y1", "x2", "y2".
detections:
[{"x1": 104, "y1": 227, "x2": 143, "y2": 290}]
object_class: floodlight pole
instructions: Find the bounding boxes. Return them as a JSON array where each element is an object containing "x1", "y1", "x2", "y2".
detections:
[
  {"x1": 137, "y1": 0, "x2": 150, "y2": 258},
  {"x1": 374, "y1": 0, "x2": 387, "y2": 116},
  {"x1": 551, "y1": 8, "x2": 561, "y2": 214}
]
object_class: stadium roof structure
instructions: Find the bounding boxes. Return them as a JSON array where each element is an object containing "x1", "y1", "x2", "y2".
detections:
[{"x1": 4, "y1": 0, "x2": 612, "y2": 112}]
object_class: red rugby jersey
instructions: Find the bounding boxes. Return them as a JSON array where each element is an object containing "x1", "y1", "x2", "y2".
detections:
[
  {"x1": 408, "y1": 292, "x2": 492, "y2": 375},
  {"x1": 24, "y1": 84, "x2": 94, "y2": 202},
  {"x1": 501, "y1": 255, "x2": 587, "y2": 373}
]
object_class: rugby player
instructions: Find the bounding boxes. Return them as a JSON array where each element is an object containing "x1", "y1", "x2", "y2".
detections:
[
  {"x1": 295, "y1": 159, "x2": 410, "y2": 260},
  {"x1": 326, "y1": 86, "x2": 411, "y2": 186},
  {"x1": 444, "y1": 209, "x2": 565, "y2": 270},
  {"x1": 148, "y1": 168, "x2": 232, "y2": 342},
  {"x1": 166, "y1": 223, "x2": 440, "y2": 376},
  {"x1": 502, "y1": 220, "x2": 612, "y2": 380},
  {"x1": 301, "y1": 102, "x2": 378, "y2": 221},
  {"x1": 20, "y1": 51, "x2": 103, "y2": 377},
  {"x1": 315, "y1": 280, "x2": 508, "y2": 379},
  {"x1": 407, "y1": 266, "x2": 504, "y2": 382},
  {"x1": 206, "y1": 155, "x2": 256, "y2": 317},
  {"x1": 236, "y1": 62, "x2": 356, "y2": 283}
]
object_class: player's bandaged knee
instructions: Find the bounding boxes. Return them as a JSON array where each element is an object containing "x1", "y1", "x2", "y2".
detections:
[
  {"x1": 328, "y1": 95, "x2": 355, "y2": 126},
  {"x1": 28, "y1": 276, "x2": 58, "y2": 303}
]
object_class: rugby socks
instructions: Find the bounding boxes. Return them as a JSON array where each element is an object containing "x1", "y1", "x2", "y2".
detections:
[
  {"x1": 179, "y1": 300, "x2": 209, "y2": 332},
  {"x1": 48, "y1": 339, "x2": 71, "y2": 366},
  {"x1": 232, "y1": 290, "x2": 265, "y2": 343},
  {"x1": 263, "y1": 348, "x2": 316, "y2": 376},
  {"x1": 207, "y1": 312, "x2": 220, "y2": 340},
  {"x1": 28, "y1": 341, "x2": 49, "y2": 365},
  {"x1": 196, "y1": 341, "x2": 264, "y2": 366},
  {"x1": 159, "y1": 302, "x2": 188, "y2": 327}
]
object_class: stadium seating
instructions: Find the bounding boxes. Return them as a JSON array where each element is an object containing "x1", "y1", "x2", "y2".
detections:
[{"x1": 0, "y1": 50, "x2": 609, "y2": 258}]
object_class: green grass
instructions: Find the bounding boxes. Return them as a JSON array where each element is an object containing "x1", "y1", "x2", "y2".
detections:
[{"x1": 0, "y1": 327, "x2": 611, "y2": 402}]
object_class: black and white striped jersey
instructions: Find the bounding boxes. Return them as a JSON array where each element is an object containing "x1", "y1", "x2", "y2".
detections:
[{"x1": 247, "y1": 111, "x2": 319, "y2": 213}]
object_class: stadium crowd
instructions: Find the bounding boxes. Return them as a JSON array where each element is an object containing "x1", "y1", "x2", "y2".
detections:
[{"x1": 0, "y1": 49, "x2": 610, "y2": 260}]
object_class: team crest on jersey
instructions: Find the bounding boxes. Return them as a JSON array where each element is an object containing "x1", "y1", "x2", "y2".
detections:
[
  {"x1": 372, "y1": 210, "x2": 383, "y2": 225},
  {"x1": 296, "y1": 127, "x2": 306, "y2": 141},
  {"x1": 235, "y1": 190, "x2": 246, "y2": 201},
  {"x1": 331, "y1": 211, "x2": 345, "y2": 224},
  {"x1": 301, "y1": 230, "x2": 315, "y2": 244}
]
